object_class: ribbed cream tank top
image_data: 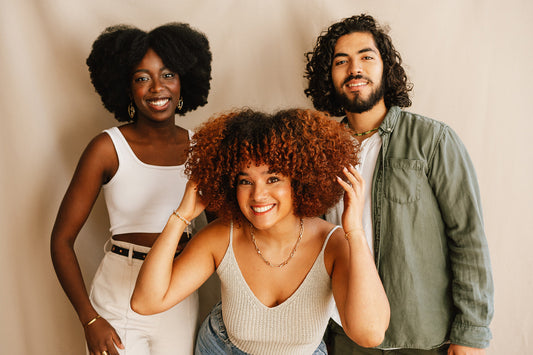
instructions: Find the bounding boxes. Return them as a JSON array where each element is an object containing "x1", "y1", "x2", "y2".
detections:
[{"x1": 217, "y1": 222, "x2": 338, "y2": 355}]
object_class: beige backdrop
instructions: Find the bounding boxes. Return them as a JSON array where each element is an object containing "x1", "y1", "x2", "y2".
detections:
[{"x1": 1, "y1": 0, "x2": 532, "y2": 354}]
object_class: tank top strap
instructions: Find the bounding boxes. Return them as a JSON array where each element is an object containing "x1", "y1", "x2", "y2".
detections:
[
  {"x1": 321, "y1": 225, "x2": 341, "y2": 254},
  {"x1": 229, "y1": 220, "x2": 234, "y2": 245},
  {"x1": 103, "y1": 127, "x2": 131, "y2": 165}
]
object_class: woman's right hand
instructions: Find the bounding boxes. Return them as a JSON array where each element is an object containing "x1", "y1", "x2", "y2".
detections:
[
  {"x1": 84, "y1": 317, "x2": 124, "y2": 355},
  {"x1": 175, "y1": 180, "x2": 207, "y2": 222}
]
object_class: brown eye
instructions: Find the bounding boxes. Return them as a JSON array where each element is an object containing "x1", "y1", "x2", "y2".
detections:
[
  {"x1": 267, "y1": 177, "x2": 280, "y2": 184},
  {"x1": 134, "y1": 76, "x2": 149, "y2": 83}
]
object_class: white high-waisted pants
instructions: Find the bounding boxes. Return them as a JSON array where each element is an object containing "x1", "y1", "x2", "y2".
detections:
[{"x1": 89, "y1": 239, "x2": 199, "y2": 355}]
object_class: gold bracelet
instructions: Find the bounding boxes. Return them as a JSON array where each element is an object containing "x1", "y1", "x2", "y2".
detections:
[
  {"x1": 86, "y1": 315, "x2": 101, "y2": 327},
  {"x1": 173, "y1": 210, "x2": 191, "y2": 226},
  {"x1": 344, "y1": 229, "x2": 365, "y2": 241}
]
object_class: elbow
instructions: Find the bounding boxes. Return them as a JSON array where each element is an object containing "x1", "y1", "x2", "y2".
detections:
[
  {"x1": 130, "y1": 295, "x2": 156, "y2": 316},
  {"x1": 344, "y1": 318, "x2": 389, "y2": 348},
  {"x1": 352, "y1": 331, "x2": 386, "y2": 348}
]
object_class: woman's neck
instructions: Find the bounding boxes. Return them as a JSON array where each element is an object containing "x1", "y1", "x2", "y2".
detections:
[{"x1": 247, "y1": 215, "x2": 303, "y2": 248}]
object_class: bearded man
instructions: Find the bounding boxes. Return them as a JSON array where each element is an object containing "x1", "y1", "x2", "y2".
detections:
[{"x1": 305, "y1": 14, "x2": 494, "y2": 355}]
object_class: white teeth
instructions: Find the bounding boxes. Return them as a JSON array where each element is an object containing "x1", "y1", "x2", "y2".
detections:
[
  {"x1": 148, "y1": 98, "x2": 169, "y2": 106},
  {"x1": 252, "y1": 205, "x2": 274, "y2": 213},
  {"x1": 348, "y1": 83, "x2": 366, "y2": 87}
]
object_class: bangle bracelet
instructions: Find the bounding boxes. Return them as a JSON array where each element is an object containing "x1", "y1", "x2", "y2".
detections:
[
  {"x1": 86, "y1": 315, "x2": 101, "y2": 327},
  {"x1": 173, "y1": 210, "x2": 191, "y2": 226}
]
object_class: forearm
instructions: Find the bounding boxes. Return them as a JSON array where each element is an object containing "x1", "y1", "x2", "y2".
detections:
[
  {"x1": 50, "y1": 240, "x2": 99, "y2": 324},
  {"x1": 131, "y1": 214, "x2": 188, "y2": 314},
  {"x1": 342, "y1": 231, "x2": 390, "y2": 347}
]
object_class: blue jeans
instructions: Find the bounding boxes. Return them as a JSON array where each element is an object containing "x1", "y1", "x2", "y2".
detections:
[{"x1": 195, "y1": 302, "x2": 328, "y2": 354}]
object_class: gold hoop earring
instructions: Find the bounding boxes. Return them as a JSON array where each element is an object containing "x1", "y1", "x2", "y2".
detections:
[
  {"x1": 177, "y1": 97, "x2": 183, "y2": 110},
  {"x1": 128, "y1": 102, "x2": 135, "y2": 119}
]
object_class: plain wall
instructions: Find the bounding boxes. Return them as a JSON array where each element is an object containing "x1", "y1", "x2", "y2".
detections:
[{"x1": 1, "y1": 0, "x2": 531, "y2": 354}]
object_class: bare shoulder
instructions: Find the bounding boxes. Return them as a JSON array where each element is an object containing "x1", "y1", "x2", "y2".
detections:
[
  {"x1": 318, "y1": 220, "x2": 348, "y2": 273},
  {"x1": 83, "y1": 131, "x2": 115, "y2": 161},
  {"x1": 307, "y1": 217, "x2": 343, "y2": 242},
  {"x1": 78, "y1": 131, "x2": 118, "y2": 182},
  {"x1": 192, "y1": 219, "x2": 232, "y2": 267},
  {"x1": 326, "y1": 227, "x2": 348, "y2": 252}
]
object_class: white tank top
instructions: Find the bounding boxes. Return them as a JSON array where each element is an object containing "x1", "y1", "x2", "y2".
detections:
[
  {"x1": 102, "y1": 127, "x2": 190, "y2": 235},
  {"x1": 217, "y1": 222, "x2": 338, "y2": 355}
]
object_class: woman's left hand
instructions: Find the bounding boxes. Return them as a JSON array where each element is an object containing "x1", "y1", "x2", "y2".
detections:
[{"x1": 336, "y1": 165, "x2": 365, "y2": 235}]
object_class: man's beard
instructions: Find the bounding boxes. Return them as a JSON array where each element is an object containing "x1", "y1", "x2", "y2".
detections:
[{"x1": 335, "y1": 76, "x2": 385, "y2": 114}]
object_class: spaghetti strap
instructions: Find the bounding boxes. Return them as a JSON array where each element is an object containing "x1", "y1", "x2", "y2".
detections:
[
  {"x1": 229, "y1": 220, "x2": 234, "y2": 245},
  {"x1": 321, "y1": 225, "x2": 341, "y2": 253}
]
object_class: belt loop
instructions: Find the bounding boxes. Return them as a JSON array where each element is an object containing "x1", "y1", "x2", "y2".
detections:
[
  {"x1": 128, "y1": 245, "x2": 133, "y2": 265},
  {"x1": 103, "y1": 237, "x2": 112, "y2": 253}
]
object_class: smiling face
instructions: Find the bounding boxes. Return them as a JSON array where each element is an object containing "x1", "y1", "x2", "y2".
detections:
[
  {"x1": 130, "y1": 48, "x2": 181, "y2": 122},
  {"x1": 236, "y1": 163, "x2": 296, "y2": 231},
  {"x1": 331, "y1": 32, "x2": 385, "y2": 114}
]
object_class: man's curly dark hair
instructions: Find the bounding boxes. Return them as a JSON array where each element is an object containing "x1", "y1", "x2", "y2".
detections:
[
  {"x1": 304, "y1": 14, "x2": 412, "y2": 117},
  {"x1": 185, "y1": 108, "x2": 359, "y2": 223},
  {"x1": 86, "y1": 22, "x2": 212, "y2": 122}
]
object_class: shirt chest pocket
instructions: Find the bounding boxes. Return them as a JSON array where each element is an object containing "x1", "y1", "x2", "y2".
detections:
[{"x1": 383, "y1": 158, "x2": 426, "y2": 204}]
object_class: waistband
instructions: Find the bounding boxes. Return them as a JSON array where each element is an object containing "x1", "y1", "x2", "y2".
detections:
[{"x1": 107, "y1": 236, "x2": 186, "y2": 262}]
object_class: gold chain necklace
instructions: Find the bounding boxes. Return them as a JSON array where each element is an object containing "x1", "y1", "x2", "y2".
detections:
[
  {"x1": 250, "y1": 219, "x2": 304, "y2": 268},
  {"x1": 352, "y1": 127, "x2": 379, "y2": 137}
]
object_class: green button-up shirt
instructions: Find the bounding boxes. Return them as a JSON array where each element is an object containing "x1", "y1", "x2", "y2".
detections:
[{"x1": 342, "y1": 106, "x2": 493, "y2": 349}]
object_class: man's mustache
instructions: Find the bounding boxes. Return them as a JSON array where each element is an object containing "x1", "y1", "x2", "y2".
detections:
[{"x1": 343, "y1": 74, "x2": 372, "y2": 85}]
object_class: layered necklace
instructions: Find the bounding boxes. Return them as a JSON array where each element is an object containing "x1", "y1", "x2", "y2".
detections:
[{"x1": 250, "y1": 218, "x2": 304, "y2": 268}]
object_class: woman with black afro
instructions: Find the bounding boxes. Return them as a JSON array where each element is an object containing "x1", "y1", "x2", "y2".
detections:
[
  {"x1": 50, "y1": 22, "x2": 211, "y2": 355},
  {"x1": 131, "y1": 108, "x2": 390, "y2": 355}
]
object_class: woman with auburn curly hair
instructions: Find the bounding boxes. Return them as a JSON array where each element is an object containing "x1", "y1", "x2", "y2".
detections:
[
  {"x1": 50, "y1": 23, "x2": 211, "y2": 355},
  {"x1": 131, "y1": 108, "x2": 390, "y2": 355}
]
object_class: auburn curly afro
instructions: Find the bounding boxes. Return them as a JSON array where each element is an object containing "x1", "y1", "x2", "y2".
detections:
[
  {"x1": 186, "y1": 108, "x2": 359, "y2": 223},
  {"x1": 86, "y1": 22, "x2": 211, "y2": 122}
]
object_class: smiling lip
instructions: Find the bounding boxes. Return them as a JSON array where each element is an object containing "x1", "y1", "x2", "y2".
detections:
[
  {"x1": 345, "y1": 80, "x2": 368, "y2": 91},
  {"x1": 146, "y1": 98, "x2": 171, "y2": 110},
  {"x1": 251, "y1": 204, "x2": 275, "y2": 214}
]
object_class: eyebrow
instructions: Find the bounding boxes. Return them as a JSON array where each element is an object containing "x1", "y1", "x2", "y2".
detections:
[
  {"x1": 237, "y1": 169, "x2": 276, "y2": 177},
  {"x1": 132, "y1": 66, "x2": 169, "y2": 75},
  {"x1": 333, "y1": 47, "x2": 377, "y2": 58}
]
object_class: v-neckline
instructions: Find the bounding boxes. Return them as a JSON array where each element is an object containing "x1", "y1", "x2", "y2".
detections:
[{"x1": 227, "y1": 222, "x2": 338, "y2": 309}]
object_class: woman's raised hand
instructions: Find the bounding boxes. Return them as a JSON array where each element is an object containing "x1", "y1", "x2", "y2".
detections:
[
  {"x1": 336, "y1": 165, "x2": 365, "y2": 236},
  {"x1": 175, "y1": 180, "x2": 207, "y2": 222}
]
